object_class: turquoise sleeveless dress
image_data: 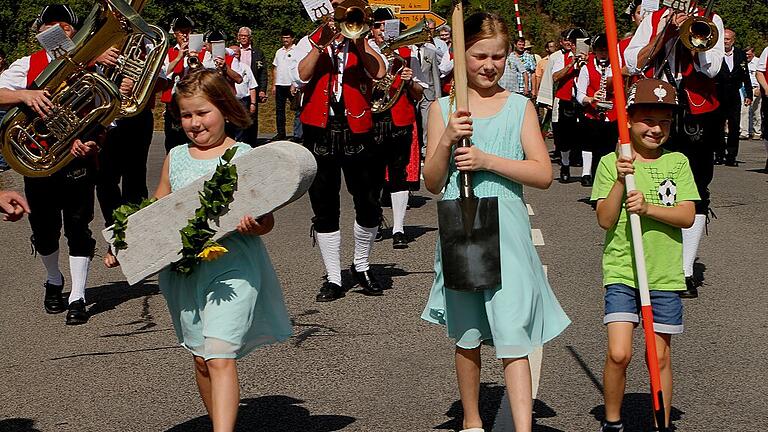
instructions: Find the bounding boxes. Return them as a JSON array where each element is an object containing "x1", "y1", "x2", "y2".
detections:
[
  {"x1": 158, "y1": 143, "x2": 292, "y2": 360},
  {"x1": 421, "y1": 94, "x2": 571, "y2": 358}
]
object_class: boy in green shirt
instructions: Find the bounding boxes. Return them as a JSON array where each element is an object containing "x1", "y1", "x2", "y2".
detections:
[{"x1": 591, "y1": 79, "x2": 700, "y2": 432}]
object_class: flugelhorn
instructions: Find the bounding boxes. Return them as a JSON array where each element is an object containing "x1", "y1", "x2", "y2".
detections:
[
  {"x1": 0, "y1": 0, "x2": 158, "y2": 177},
  {"x1": 371, "y1": 18, "x2": 433, "y2": 113}
]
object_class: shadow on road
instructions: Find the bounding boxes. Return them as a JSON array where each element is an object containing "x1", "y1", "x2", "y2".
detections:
[
  {"x1": 165, "y1": 395, "x2": 355, "y2": 432},
  {"x1": 0, "y1": 418, "x2": 41, "y2": 432},
  {"x1": 590, "y1": 394, "x2": 684, "y2": 431},
  {"x1": 376, "y1": 224, "x2": 437, "y2": 242},
  {"x1": 84, "y1": 280, "x2": 159, "y2": 318},
  {"x1": 434, "y1": 382, "x2": 505, "y2": 431}
]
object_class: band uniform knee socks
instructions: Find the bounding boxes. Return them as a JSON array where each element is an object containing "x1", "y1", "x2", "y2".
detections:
[
  {"x1": 353, "y1": 222, "x2": 378, "y2": 272},
  {"x1": 40, "y1": 250, "x2": 63, "y2": 285},
  {"x1": 315, "y1": 231, "x2": 342, "y2": 286}
]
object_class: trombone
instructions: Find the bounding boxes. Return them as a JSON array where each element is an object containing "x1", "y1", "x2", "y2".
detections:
[{"x1": 309, "y1": 0, "x2": 373, "y2": 51}]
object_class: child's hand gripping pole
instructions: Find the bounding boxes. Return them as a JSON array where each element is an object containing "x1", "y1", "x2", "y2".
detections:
[{"x1": 602, "y1": 0, "x2": 667, "y2": 430}]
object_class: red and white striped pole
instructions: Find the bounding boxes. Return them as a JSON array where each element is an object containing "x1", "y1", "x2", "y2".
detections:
[{"x1": 513, "y1": 0, "x2": 524, "y2": 37}]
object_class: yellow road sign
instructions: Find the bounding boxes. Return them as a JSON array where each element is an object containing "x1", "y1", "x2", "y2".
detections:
[
  {"x1": 381, "y1": 0, "x2": 431, "y2": 12},
  {"x1": 396, "y1": 11, "x2": 446, "y2": 28}
]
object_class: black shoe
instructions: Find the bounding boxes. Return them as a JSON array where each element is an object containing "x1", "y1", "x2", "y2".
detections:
[
  {"x1": 559, "y1": 166, "x2": 570, "y2": 183},
  {"x1": 678, "y1": 276, "x2": 699, "y2": 299},
  {"x1": 315, "y1": 281, "x2": 345, "y2": 302},
  {"x1": 392, "y1": 232, "x2": 409, "y2": 249},
  {"x1": 350, "y1": 265, "x2": 383, "y2": 296},
  {"x1": 713, "y1": 157, "x2": 724, "y2": 165},
  {"x1": 600, "y1": 421, "x2": 625, "y2": 432},
  {"x1": 271, "y1": 134, "x2": 287, "y2": 141},
  {"x1": 43, "y1": 277, "x2": 66, "y2": 314},
  {"x1": 724, "y1": 159, "x2": 738, "y2": 167},
  {"x1": 580, "y1": 174, "x2": 593, "y2": 187},
  {"x1": 66, "y1": 299, "x2": 89, "y2": 325}
]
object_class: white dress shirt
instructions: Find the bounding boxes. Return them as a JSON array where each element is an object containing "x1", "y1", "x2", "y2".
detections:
[
  {"x1": 234, "y1": 62, "x2": 257, "y2": 99},
  {"x1": 273, "y1": 45, "x2": 298, "y2": 86}
]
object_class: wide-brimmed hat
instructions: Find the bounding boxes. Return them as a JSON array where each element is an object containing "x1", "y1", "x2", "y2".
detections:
[{"x1": 626, "y1": 79, "x2": 678, "y2": 109}]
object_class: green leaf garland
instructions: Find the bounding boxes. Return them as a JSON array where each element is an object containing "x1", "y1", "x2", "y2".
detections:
[{"x1": 110, "y1": 197, "x2": 158, "y2": 251}]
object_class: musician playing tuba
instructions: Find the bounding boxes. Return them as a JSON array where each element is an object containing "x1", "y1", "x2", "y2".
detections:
[
  {"x1": 293, "y1": 0, "x2": 388, "y2": 302},
  {"x1": 0, "y1": 5, "x2": 106, "y2": 325},
  {"x1": 370, "y1": 7, "x2": 427, "y2": 249},
  {"x1": 575, "y1": 33, "x2": 618, "y2": 187},
  {"x1": 625, "y1": 0, "x2": 724, "y2": 299}
]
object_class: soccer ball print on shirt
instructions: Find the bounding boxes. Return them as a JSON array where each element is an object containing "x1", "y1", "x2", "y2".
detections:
[{"x1": 657, "y1": 179, "x2": 677, "y2": 206}]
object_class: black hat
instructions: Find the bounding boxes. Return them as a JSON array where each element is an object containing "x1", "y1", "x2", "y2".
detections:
[
  {"x1": 591, "y1": 33, "x2": 608, "y2": 49},
  {"x1": 205, "y1": 30, "x2": 226, "y2": 43},
  {"x1": 624, "y1": 0, "x2": 642, "y2": 16},
  {"x1": 372, "y1": 6, "x2": 395, "y2": 22},
  {"x1": 564, "y1": 27, "x2": 589, "y2": 41},
  {"x1": 38, "y1": 4, "x2": 78, "y2": 27},
  {"x1": 170, "y1": 15, "x2": 194, "y2": 31}
]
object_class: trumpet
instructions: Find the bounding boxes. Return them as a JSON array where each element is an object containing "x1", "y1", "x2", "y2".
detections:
[{"x1": 309, "y1": 0, "x2": 373, "y2": 50}]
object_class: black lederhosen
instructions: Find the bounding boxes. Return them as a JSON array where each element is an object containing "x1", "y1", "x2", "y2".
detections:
[
  {"x1": 303, "y1": 114, "x2": 381, "y2": 233},
  {"x1": 96, "y1": 107, "x2": 153, "y2": 227},
  {"x1": 666, "y1": 110, "x2": 719, "y2": 214},
  {"x1": 583, "y1": 117, "x2": 619, "y2": 178},
  {"x1": 373, "y1": 111, "x2": 413, "y2": 194},
  {"x1": 24, "y1": 158, "x2": 96, "y2": 257},
  {"x1": 554, "y1": 99, "x2": 584, "y2": 162},
  {"x1": 163, "y1": 105, "x2": 188, "y2": 153}
]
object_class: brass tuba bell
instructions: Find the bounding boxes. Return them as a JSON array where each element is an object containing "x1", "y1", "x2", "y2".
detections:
[{"x1": 679, "y1": 15, "x2": 719, "y2": 52}]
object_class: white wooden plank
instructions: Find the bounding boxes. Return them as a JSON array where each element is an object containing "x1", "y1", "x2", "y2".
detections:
[{"x1": 102, "y1": 141, "x2": 317, "y2": 285}]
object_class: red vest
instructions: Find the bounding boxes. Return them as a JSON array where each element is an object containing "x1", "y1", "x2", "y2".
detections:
[
  {"x1": 618, "y1": 37, "x2": 632, "y2": 67},
  {"x1": 554, "y1": 51, "x2": 576, "y2": 101},
  {"x1": 300, "y1": 40, "x2": 374, "y2": 134},
  {"x1": 584, "y1": 55, "x2": 618, "y2": 122},
  {"x1": 648, "y1": 7, "x2": 719, "y2": 114},
  {"x1": 440, "y1": 51, "x2": 454, "y2": 95},
  {"x1": 27, "y1": 49, "x2": 49, "y2": 88},
  {"x1": 389, "y1": 46, "x2": 416, "y2": 127},
  {"x1": 161, "y1": 46, "x2": 187, "y2": 103}
]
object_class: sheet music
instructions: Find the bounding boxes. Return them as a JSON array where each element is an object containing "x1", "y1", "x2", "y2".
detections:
[
  {"x1": 189, "y1": 34, "x2": 204, "y2": 52},
  {"x1": 35, "y1": 25, "x2": 75, "y2": 59},
  {"x1": 384, "y1": 19, "x2": 400, "y2": 40},
  {"x1": 212, "y1": 42, "x2": 226, "y2": 59},
  {"x1": 301, "y1": 0, "x2": 334, "y2": 21}
]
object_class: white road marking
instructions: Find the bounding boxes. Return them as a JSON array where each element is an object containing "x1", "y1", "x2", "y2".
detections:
[
  {"x1": 531, "y1": 229, "x2": 544, "y2": 246},
  {"x1": 527, "y1": 203, "x2": 534, "y2": 215}
]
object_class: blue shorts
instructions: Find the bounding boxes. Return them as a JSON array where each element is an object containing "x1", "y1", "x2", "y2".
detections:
[{"x1": 604, "y1": 283, "x2": 683, "y2": 334}]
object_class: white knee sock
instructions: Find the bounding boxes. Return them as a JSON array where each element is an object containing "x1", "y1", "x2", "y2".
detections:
[
  {"x1": 682, "y1": 214, "x2": 706, "y2": 277},
  {"x1": 316, "y1": 231, "x2": 342, "y2": 286},
  {"x1": 560, "y1": 150, "x2": 570, "y2": 167},
  {"x1": 353, "y1": 222, "x2": 378, "y2": 272},
  {"x1": 391, "y1": 191, "x2": 409, "y2": 235},
  {"x1": 68, "y1": 255, "x2": 90, "y2": 304},
  {"x1": 582, "y1": 151, "x2": 593, "y2": 177},
  {"x1": 40, "y1": 250, "x2": 63, "y2": 285}
]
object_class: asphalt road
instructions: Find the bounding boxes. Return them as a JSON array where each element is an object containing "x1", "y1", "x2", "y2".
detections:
[{"x1": 0, "y1": 135, "x2": 766, "y2": 431}]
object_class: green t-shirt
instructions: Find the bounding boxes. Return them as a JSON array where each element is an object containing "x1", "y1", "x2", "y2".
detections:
[{"x1": 591, "y1": 150, "x2": 700, "y2": 291}]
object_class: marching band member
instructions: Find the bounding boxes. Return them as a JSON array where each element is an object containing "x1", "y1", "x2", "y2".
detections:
[
  {"x1": 199, "y1": 30, "x2": 243, "y2": 88},
  {"x1": 161, "y1": 15, "x2": 196, "y2": 152},
  {"x1": 0, "y1": 5, "x2": 99, "y2": 325},
  {"x1": 625, "y1": 0, "x2": 725, "y2": 298},
  {"x1": 293, "y1": 0, "x2": 387, "y2": 302},
  {"x1": 370, "y1": 8, "x2": 427, "y2": 249},
  {"x1": 576, "y1": 34, "x2": 618, "y2": 187},
  {"x1": 551, "y1": 27, "x2": 589, "y2": 182}
]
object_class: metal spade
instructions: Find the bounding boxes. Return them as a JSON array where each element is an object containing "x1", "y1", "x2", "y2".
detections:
[{"x1": 437, "y1": 143, "x2": 501, "y2": 291}]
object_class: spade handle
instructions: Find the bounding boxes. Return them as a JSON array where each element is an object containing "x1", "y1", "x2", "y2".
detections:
[{"x1": 458, "y1": 137, "x2": 475, "y2": 199}]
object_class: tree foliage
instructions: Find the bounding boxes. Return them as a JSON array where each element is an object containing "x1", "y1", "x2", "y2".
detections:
[{"x1": 1, "y1": 0, "x2": 766, "y2": 64}]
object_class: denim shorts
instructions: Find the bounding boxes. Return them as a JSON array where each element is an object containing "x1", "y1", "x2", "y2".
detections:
[{"x1": 604, "y1": 283, "x2": 683, "y2": 334}]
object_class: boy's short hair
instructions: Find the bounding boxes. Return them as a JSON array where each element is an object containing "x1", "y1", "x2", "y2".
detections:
[{"x1": 626, "y1": 79, "x2": 678, "y2": 111}]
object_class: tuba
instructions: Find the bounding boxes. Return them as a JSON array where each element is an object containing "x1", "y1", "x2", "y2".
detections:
[
  {"x1": 0, "y1": 0, "x2": 158, "y2": 177},
  {"x1": 371, "y1": 18, "x2": 433, "y2": 114},
  {"x1": 103, "y1": 0, "x2": 170, "y2": 117}
]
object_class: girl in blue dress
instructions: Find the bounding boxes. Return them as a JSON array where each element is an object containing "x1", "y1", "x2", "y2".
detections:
[
  {"x1": 422, "y1": 13, "x2": 570, "y2": 432},
  {"x1": 152, "y1": 70, "x2": 291, "y2": 430}
]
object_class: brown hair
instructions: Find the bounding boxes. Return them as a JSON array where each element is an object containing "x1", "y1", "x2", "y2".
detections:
[
  {"x1": 463, "y1": 12, "x2": 510, "y2": 49},
  {"x1": 171, "y1": 69, "x2": 252, "y2": 129}
]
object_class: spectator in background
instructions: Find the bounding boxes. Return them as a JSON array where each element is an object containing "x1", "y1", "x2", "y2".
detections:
[
  {"x1": 272, "y1": 29, "x2": 297, "y2": 141},
  {"x1": 499, "y1": 38, "x2": 530, "y2": 96},
  {"x1": 438, "y1": 25, "x2": 451, "y2": 52},
  {"x1": 427, "y1": 19, "x2": 449, "y2": 61},
  {"x1": 237, "y1": 26, "x2": 268, "y2": 144},
  {"x1": 740, "y1": 46, "x2": 761, "y2": 140},
  {"x1": 714, "y1": 28, "x2": 752, "y2": 166},
  {"x1": 229, "y1": 45, "x2": 258, "y2": 144}
]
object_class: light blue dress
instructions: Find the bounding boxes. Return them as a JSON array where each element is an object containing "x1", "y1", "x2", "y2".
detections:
[
  {"x1": 422, "y1": 94, "x2": 571, "y2": 358},
  {"x1": 159, "y1": 142, "x2": 292, "y2": 360}
]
